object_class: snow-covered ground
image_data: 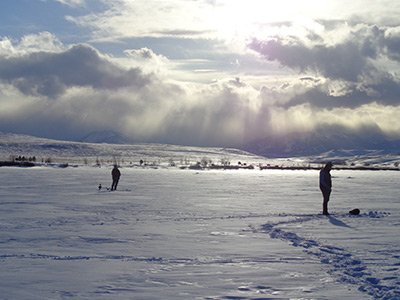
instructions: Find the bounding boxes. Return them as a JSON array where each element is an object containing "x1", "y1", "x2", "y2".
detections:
[{"x1": 0, "y1": 166, "x2": 399, "y2": 299}]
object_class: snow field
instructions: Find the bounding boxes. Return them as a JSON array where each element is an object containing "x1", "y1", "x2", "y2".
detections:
[{"x1": 0, "y1": 167, "x2": 399, "y2": 299}]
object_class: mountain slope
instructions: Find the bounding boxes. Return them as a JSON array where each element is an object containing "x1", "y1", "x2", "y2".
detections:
[
  {"x1": 245, "y1": 125, "x2": 400, "y2": 157},
  {"x1": 0, "y1": 132, "x2": 267, "y2": 165},
  {"x1": 80, "y1": 131, "x2": 130, "y2": 144}
]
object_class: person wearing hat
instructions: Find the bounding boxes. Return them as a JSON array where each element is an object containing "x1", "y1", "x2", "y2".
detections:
[{"x1": 319, "y1": 162, "x2": 333, "y2": 215}]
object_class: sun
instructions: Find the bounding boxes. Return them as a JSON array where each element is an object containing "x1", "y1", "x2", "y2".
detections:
[{"x1": 209, "y1": 0, "x2": 328, "y2": 40}]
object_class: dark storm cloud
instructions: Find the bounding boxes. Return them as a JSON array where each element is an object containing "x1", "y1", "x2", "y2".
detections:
[
  {"x1": 280, "y1": 73, "x2": 400, "y2": 109},
  {"x1": 249, "y1": 23, "x2": 400, "y2": 108},
  {"x1": 249, "y1": 28, "x2": 377, "y2": 82},
  {"x1": 383, "y1": 28, "x2": 400, "y2": 61},
  {"x1": 0, "y1": 37, "x2": 273, "y2": 146},
  {"x1": 0, "y1": 44, "x2": 151, "y2": 97}
]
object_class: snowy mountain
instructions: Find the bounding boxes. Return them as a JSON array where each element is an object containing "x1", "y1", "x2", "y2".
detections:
[
  {"x1": 245, "y1": 125, "x2": 400, "y2": 158},
  {"x1": 1, "y1": 132, "x2": 399, "y2": 169},
  {"x1": 0, "y1": 132, "x2": 268, "y2": 166}
]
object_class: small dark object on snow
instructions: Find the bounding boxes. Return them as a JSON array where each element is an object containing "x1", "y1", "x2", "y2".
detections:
[
  {"x1": 98, "y1": 184, "x2": 102, "y2": 191},
  {"x1": 349, "y1": 208, "x2": 360, "y2": 215}
]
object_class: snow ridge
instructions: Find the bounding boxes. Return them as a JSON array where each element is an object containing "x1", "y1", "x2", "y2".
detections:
[{"x1": 261, "y1": 212, "x2": 400, "y2": 300}]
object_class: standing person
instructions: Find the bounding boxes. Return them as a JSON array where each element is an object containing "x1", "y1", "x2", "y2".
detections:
[
  {"x1": 111, "y1": 165, "x2": 121, "y2": 191},
  {"x1": 319, "y1": 162, "x2": 332, "y2": 215}
]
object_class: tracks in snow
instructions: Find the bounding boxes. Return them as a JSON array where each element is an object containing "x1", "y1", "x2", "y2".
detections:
[{"x1": 259, "y1": 211, "x2": 400, "y2": 299}]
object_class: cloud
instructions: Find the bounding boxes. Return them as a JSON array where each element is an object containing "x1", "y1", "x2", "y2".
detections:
[
  {"x1": 249, "y1": 22, "x2": 400, "y2": 109},
  {"x1": 0, "y1": 41, "x2": 151, "y2": 98},
  {"x1": 249, "y1": 23, "x2": 382, "y2": 82},
  {"x1": 383, "y1": 26, "x2": 400, "y2": 60},
  {"x1": 1, "y1": 29, "x2": 400, "y2": 151},
  {"x1": 53, "y1": 0, "x2": 85, "y2": 7},
  {"x1": 155, "y1": 78, "x2": 271, "y2": 146},
  {"x1": 123, "y1": 47, "x2": 170, "y2": 74},
  {"x1": 0, "y1": 55, "x2": 273, "y2": 145},
  {"x1": 66, "y1": 0, "x2": 218, "y2": 40},
  {"x1": 0, "y1": 32, "x2": 64, "y2": 57}
]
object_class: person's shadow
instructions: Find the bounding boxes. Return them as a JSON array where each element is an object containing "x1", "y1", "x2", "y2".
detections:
[{"x1": 328, "y1": 215, "x2": 352, "y2": 228}]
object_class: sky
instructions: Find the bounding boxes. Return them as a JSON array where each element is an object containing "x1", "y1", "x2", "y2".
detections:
[{"x1": 1, "y1": 0, "x2": 400, "y2": 151}]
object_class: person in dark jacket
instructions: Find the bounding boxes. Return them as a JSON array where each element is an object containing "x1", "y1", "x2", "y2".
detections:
[
  {"x1": 111, "y1": 165, "x2": 121, "y2": 191},
  {"x1": 319, "y1": 162, "x2": 332, "y2": 215}
]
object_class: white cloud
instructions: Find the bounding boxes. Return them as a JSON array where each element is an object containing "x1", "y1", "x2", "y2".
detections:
[
  {"x1": 0, "y1": 38, "x2": 15, "y2": 57},
  {"x1": 66, "y1": 0, "x2": 217, "y2": 40},
  {"x1": 0, "y1": 32, "x2": 64, "y2": 58},
  {"x1": 123, "y1": 47, "x2": 170, "y2": 74},
  {"x1": 54, "y1": 0, "x2": 85, "y2": 7}
]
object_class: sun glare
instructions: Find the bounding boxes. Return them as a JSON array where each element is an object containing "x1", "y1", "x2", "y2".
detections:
[{"x1": 209, "y1": 0, "x2": 329, "y2": 40}]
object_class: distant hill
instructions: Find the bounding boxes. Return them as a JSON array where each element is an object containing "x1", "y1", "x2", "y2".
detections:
[
  {"x1": 0, "y1": 132, "x2": 267, "y2": 166},
  {"x1": 244, "y1": 125, "x2": 400, "y2": 158},
  {"x1": 80, "y1": 131, "x2": 130, "y2": 144},
  {"x1": 1, "y1": 132, "x2": 399, "y2": 169}
]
